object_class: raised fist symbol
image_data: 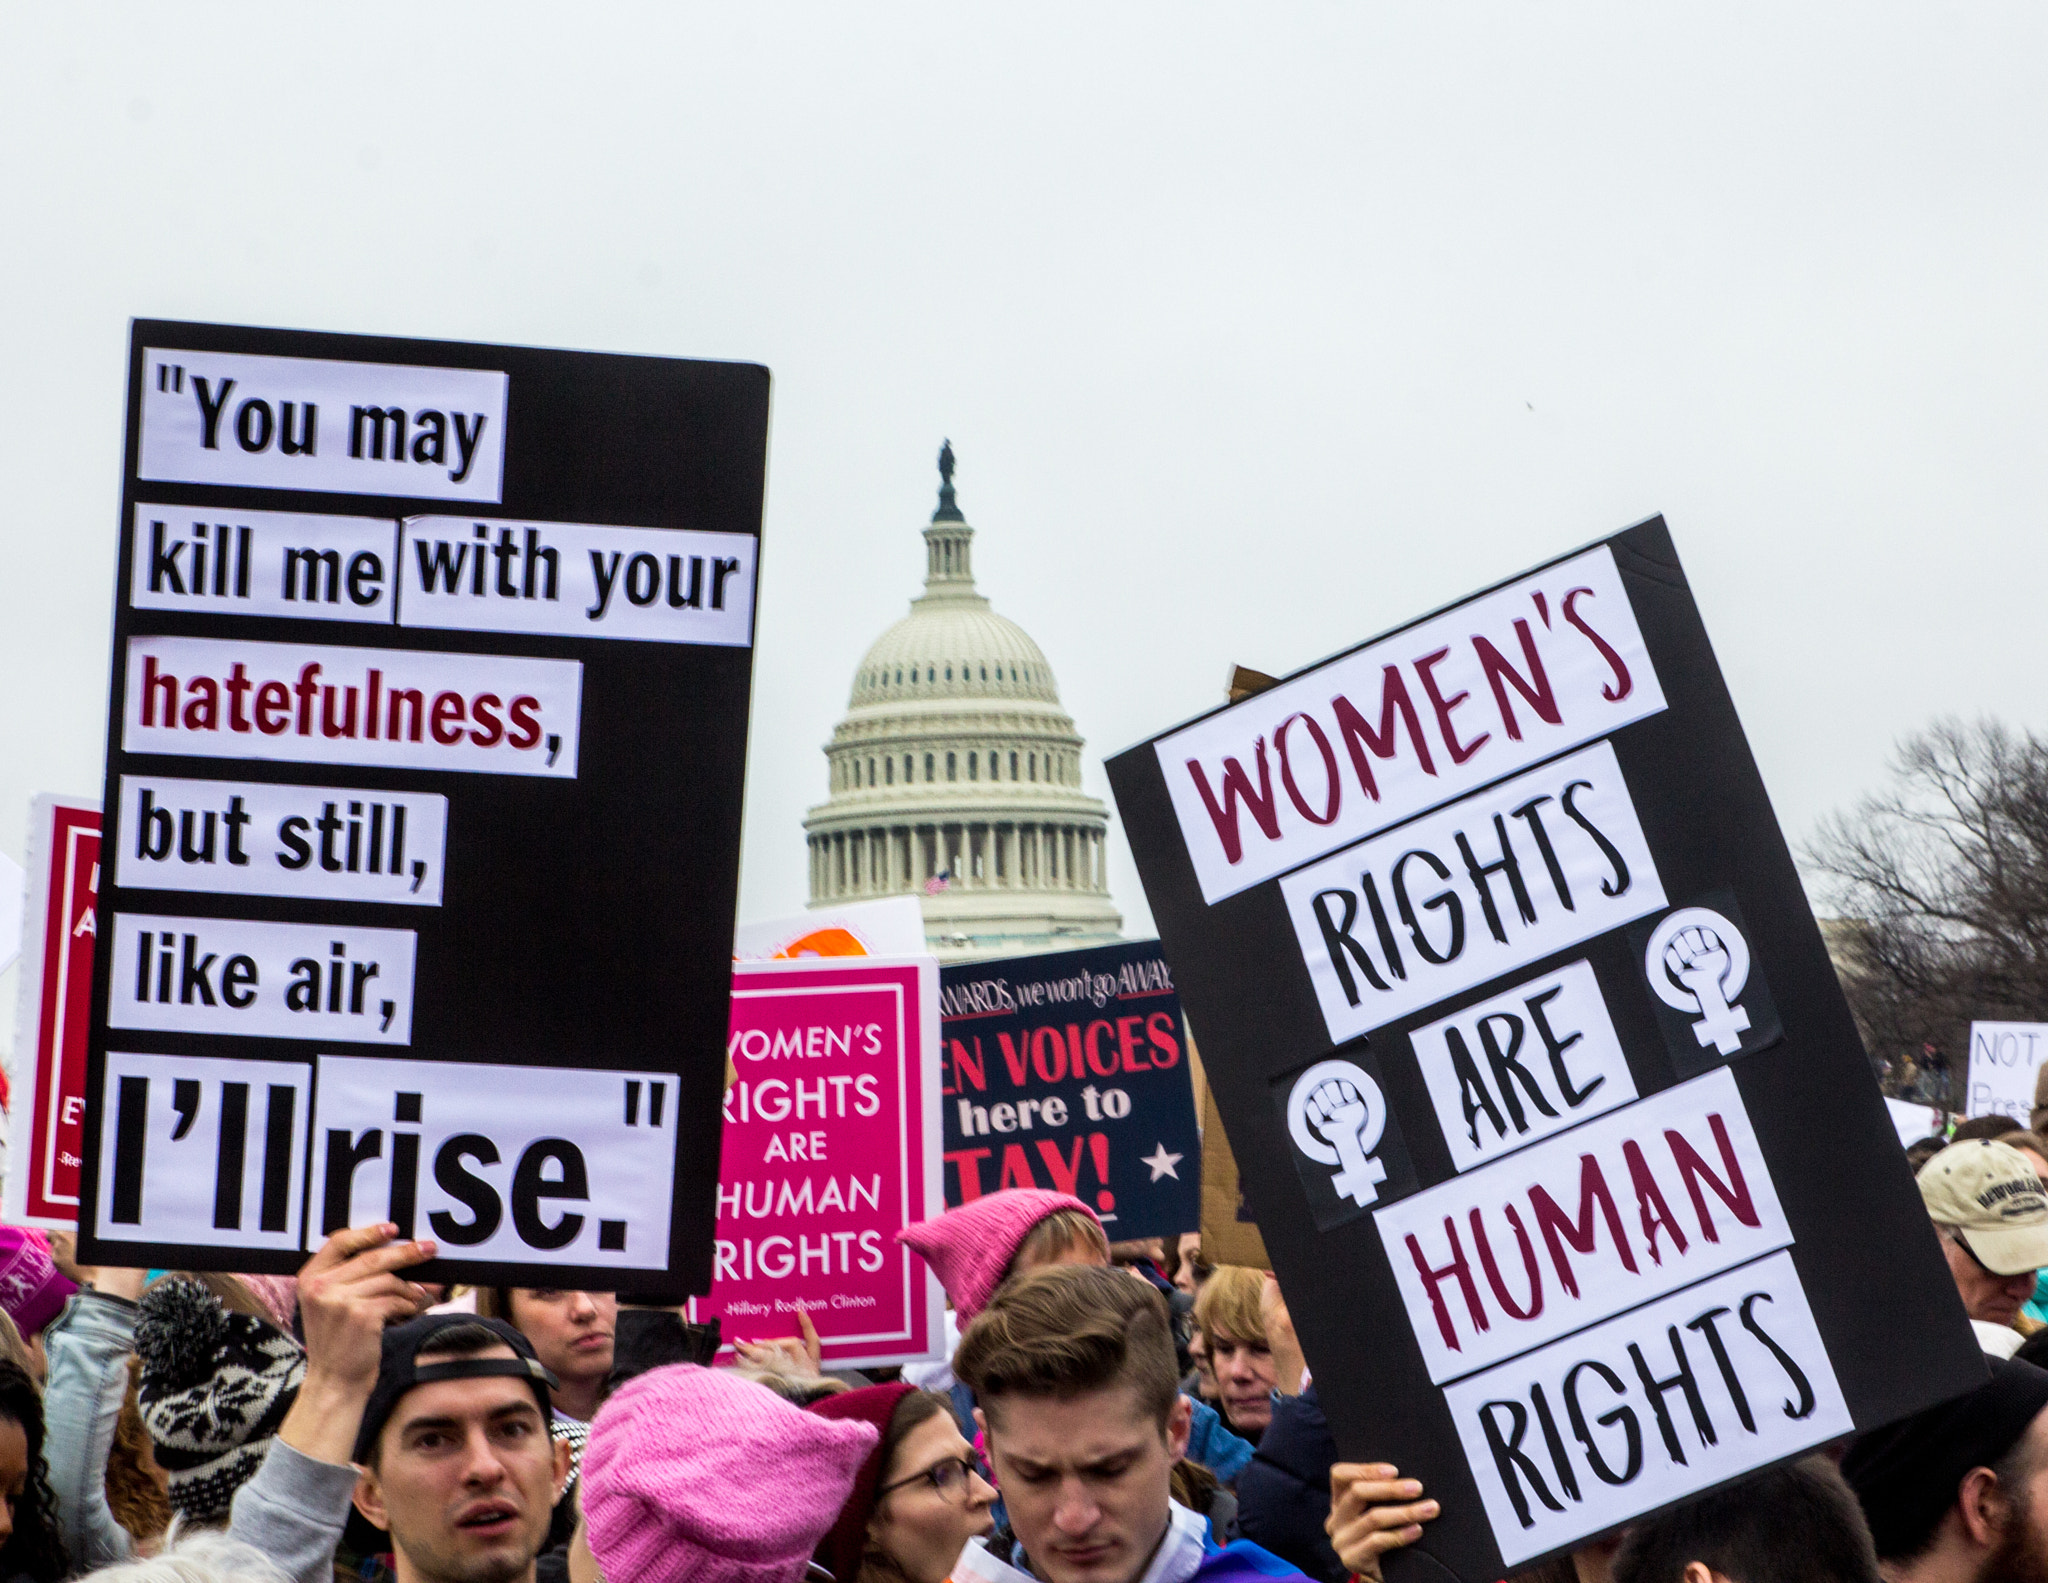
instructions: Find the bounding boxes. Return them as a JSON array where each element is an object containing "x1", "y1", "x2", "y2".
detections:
[
  {"x1": 1286, "y1": 1060, "x2": 1389, "y2": 1209},
  {"x1": 1305, "y1": 1076, "x2": 1369, "y2": 1145},
  {"x1": 1662, "y1": 924, "x2": 1733, "y2": 998},
  {"x1": 1645, "y1": 907, "x2": 1753, "y2": 1056}
]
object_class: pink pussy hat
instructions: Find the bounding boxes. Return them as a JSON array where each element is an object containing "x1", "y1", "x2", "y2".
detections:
[
  {"x1": 583, "y1": 1364, "x2": 878, "y2": 1583},
  {"x1": 0, "y1": 1227, "x2": 77, "y2": 1339},
  {"x1": 896, "y1": 1189, "x2": 1099, "y2": 1324}
]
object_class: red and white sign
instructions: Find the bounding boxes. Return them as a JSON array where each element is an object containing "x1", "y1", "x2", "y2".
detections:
[
  {"x1": 1374, "y1": 1067, "x2": 1790, "y2": 1382},
  {"x1": 1156, "y1": 545, "x2": 1665, "y2": 904},
  {"x1": 691, "y1": 957, "x2": 945, "y2": 1369},
  {"x1": 122, "y1": 636, "x2": 582, "y2": 777},
  {"x1": 7, "y1": 797, "x2": 102, "y2": 1228}
]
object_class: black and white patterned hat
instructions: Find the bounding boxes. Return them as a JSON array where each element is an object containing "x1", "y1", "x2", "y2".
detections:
[{"x1": 136, "y1": 1276, "x2": 306, "y2": 1525}]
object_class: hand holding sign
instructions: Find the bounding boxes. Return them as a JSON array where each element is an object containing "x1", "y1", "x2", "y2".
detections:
[
  {"x1": 1326, "y1": 1465, "x2": 1439, "y2": 1583},
  {"x1": 278, "y1": 1223, "x2": 436, "y2": 1467},
  {"x1": 1260, "y1": 1273, "x2": 1307, "y2": 1398},
  {"x1": 732, "y1": 1308, "x2": 826, "y2": 1379}
]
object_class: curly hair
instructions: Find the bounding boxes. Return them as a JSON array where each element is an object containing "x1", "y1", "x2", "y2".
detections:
[
  {"x1": 0, "y1": 1359, "x2": 69, "y2": 1582},
  {"x1": 107, "y1": 1357, "x2": 172, "y2": 1546}
]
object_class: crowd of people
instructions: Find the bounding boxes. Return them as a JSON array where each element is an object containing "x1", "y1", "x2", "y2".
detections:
[{"x1": 0, "y1": 1147, "x2": 2036, "y2": 1583}]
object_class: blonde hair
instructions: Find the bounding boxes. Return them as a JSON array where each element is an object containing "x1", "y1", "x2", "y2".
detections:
[
  {"x1": 1192, "y1": 1264, "x2": 1267, "y2": 1349},
  {"x1": 0, "y1": 1310, "x2": 39, "y2": 1385},
  {"x1": 731, "y1": 1358, "x2": 850, "y2": 1405},
  {"x1": 175, "y1": 1273, "x2": 272, "y2": 1324},
  {"x1": 1011, "y1": 1207, "x2": 1110, "y2": 1275}
]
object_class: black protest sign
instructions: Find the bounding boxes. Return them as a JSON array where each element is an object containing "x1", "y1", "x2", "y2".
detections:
[
  {"x1": 939, "y1": 941, "x2": 1200, "y2": 1243},
  {"x1": 78, "y1": 320, "x2": 767, "y2": 1293},
  {"x1": 1106, "y1": 519, "x2": 1982, "y2": 1578}
]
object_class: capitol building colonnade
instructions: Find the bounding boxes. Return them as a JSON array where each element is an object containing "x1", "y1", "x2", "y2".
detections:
[{"x1": 803, "y1": 447, "x2": 1122, "y2": 961}]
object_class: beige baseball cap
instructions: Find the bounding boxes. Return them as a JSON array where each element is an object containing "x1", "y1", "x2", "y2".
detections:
[{"x1": 1920, "y1": 1139, "x2": 2048, "y2": 1275}]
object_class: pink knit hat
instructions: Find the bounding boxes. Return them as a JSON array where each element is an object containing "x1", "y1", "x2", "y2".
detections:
[
  {"x1": 0, "y1": 1227, "x2": 76, "y2": 1339},
  {"x1": 583, "y1": 1364, "x2": 878, "y2": 1583},
  {"x1": 896, "y1": 1189, "x2": 1100, "y2": 1323}
]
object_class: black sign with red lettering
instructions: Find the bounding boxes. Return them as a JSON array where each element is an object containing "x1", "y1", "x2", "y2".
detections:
[
  {"x1": 940, "y1": 941, "x2": 1200, "y2": 1244},
  {"x1": 78, "y1": 319, "x2": 767, "y2": 1292},
  {"x1": 1106, "y1": 518, "x2": 1981, "y2": 1579}
]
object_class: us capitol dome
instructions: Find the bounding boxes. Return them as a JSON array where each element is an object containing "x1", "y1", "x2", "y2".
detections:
[{"x1": 804, "y1": 444, "x2": 1123, "y2": 961}]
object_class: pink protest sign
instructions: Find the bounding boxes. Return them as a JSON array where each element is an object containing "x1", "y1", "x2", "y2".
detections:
[{"x1": 692, "y1": 956, "x2": 944, "y2": 1369}]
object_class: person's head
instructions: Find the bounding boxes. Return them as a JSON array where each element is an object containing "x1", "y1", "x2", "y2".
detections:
[
  {"x1": 811, "y1": 1385, "x2": 996, "y2": 1583},
  {"x1": 351, "y1": 1317, "x2": 569, "y2": 1583},
  {"x1": 1844, "y1": 1358, "x2": 2048, "y2": 1581},
  {"x1": 478, "y1": 1289, "x2": 617, "y2": 1419},
  {"x1": 1013, "y1": 1209, "x2": 1113, "y2": 1276},
  {"x1": 135, "y1": 1275, "x2": 305, "y2": 1525},
  {"x1": 1920, "y1": 1141, "x2": 2048, "y2": 1327},
  {"x1": 1185, "y1": 1331, "x2": 1217, "y2": 1405},
  {"x1": 1192, "y1": 1265, "x2": 1276, "y2": 1435},
  {"x1": 1612, "y1": 1457, "x2": 1878, "y2": 1583},
  {"x1": 0, "y1": 1229, "x2": 76, "y2": 1353},
  {"x1": 0, "y1": 1312, "x2": 39, "y2": 1389},
  {"x1": 1910, "y1": 1135, "x2": 1952, "y2": 1176},
  {"x1": 576, "y1": 1364, "x2": 877, "y2": 1583},
  {"x1": 0, "y1": 1359, "x2": 66, "y2": 1583},
  {"x1": 954, "y1": 1264, "x2": 1190, "y2": 1583},
  {"x1": 897, "y1": 1191, "x2": 1108, "y2": 1325},
  {"x1": 1171, "y1": 1233, "x2": 1208, "y2": 1296},
  {"x1": 2011, "y1": 1135, "x2": 2048, "y2": 1182},
  {"x1": 1955, "y1": 1116, "x2": 2028, "y2": 1144},
  {"x1": 62, "y1": 1530, "x2": 290, "y2": 1582},
  {"x1": 107, "y1": 1357, "x2": 171, "y2": 1548}
]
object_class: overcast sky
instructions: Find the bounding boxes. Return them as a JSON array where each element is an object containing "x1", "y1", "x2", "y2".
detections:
[{"x1": 5, "y1": 5, "x2": 2046, "y2": 1045}]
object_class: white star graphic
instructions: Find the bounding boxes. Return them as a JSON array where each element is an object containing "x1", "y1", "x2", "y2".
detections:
[{"x1": 1141, "y1": 1143, "x2": 1184, "y2": 1182}]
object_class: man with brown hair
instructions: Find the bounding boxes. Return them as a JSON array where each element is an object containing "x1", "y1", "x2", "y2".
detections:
[
  {"x1": 952, "y1": 1264, "x2": 1311, "y2": 1583},
  {"x1": 1842, "y1": 1357, "x2": 2048, "y2": 1583}
]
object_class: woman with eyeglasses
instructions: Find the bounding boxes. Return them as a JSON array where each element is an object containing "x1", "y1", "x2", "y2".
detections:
[{"x1": 810, "y1": 1383, "x2": 998, "y2": 1583}]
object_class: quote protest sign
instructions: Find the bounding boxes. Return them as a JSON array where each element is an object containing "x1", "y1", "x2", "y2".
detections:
[
  {"x1": 1965, "y1": 1021, "x2": 2048, "y2": 1122},
  {"x1": 5, "y1": 797, "x2": 102, "y2": 1229},
  {"x1": 939, "y1": 940, "x2": 1200, "y2": 1243},
  {"x1": 1107, "y1": 519, "x2": 1982, "y2": 1578},
  {"x1": 690, "y1": 958, "x2": 945, "y2": 1368},
  {"x1": 77, "y1": 320, "x2": 767, "y2": 1290}
]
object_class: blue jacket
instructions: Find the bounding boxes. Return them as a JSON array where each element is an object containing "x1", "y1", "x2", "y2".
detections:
[
  {"x1": 1186, "y1": 1396, "x2": 1256, "y2": 1484},
  {"x1": 1193, "y1": 1535, "x2": 1319, "y2": 1583}
]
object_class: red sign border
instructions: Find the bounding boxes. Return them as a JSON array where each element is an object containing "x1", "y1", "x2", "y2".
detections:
[{"x1": 8, "y1": 797, "x2": 101, "y2": 1227}]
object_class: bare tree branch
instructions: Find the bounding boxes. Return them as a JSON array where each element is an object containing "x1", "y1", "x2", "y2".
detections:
[{"x1": 1802, "y1": 716, "x2": 2048, "y2": 1110}]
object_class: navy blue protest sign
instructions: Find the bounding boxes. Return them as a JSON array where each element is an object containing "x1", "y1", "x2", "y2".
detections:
[{"x1": 939, "y1": 941, "x2": 1200, "y2": 1243}]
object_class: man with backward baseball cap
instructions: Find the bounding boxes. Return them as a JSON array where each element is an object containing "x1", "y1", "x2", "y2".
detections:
[{"x1": 1919, "y1": 1139, "x2": 2048, "y2": 1357}]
